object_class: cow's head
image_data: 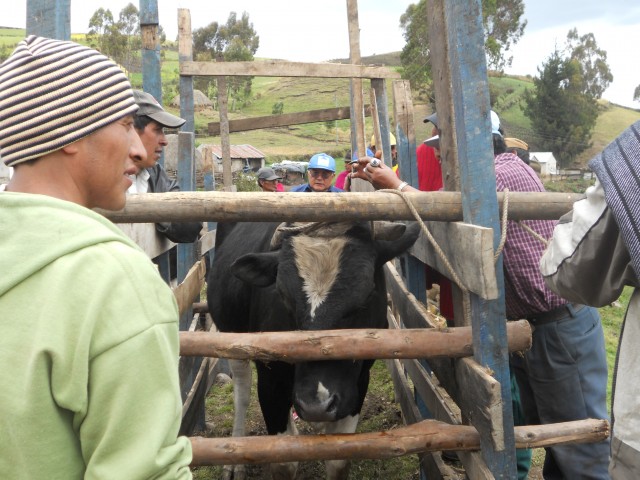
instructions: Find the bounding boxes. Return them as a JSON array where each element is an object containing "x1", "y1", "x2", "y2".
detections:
[{"x1": 231, "y1": 221, "x2": 420, "y2": 422}]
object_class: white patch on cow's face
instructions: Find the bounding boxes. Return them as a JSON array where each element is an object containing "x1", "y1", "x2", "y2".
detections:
[
  {"x1": 316, "y1": 381, "x2": 331, "y2": 403},
  {"x1": 292, "y1": 235, "x2": 347, "y2": 319},
  {"x1": 324, "y1": 413, "x2": 360, "y2": 435}
]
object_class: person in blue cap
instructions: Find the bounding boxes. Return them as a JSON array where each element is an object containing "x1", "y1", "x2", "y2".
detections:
[{"x1": 290, "y1": 153, "x2": 343, "y2": 192}]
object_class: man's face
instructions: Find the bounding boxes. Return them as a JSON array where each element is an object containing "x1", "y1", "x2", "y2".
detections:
[
  {"x1": 76, "y1": 115, "x2": 145, "y2": 210},
  {"x1": 260, "y1": 178, "x2": 278, "y2": 192},
  {"x1": 308, "y1": 168, "x2": 335, "y2": 192},
  {"x1": 135, "y1": 119, "x2": 167, "y2": 171}
]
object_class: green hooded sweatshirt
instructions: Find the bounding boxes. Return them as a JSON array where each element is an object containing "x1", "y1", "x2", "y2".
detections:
[{"x1": 0, "y1": 192, "x2": 192, "y2": 479}]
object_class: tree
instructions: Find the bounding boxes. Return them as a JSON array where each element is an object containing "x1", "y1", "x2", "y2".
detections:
[
  {"x1": 523, "y1": 49, "x2": 598, "y2": 167},
  {"x1": 634, "y1": 84, "x2": 640, "y2": 103},
  {"x1": 87, "y1": 3, "x2": 142, "y2": 72},
  {"x1": 399, "y1": 0, "x2": 526, "y2": 93},
  {"x1": 192, "y1": 12, "x2": 259, "y2": 111},
  {"x1": 564, "y1": 28, "x2": 613, "y2": 99}
]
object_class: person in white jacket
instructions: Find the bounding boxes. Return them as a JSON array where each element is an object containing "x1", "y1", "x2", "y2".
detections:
[{"x1": 541, "y1": 120, "x2": 640, "y2": 479}]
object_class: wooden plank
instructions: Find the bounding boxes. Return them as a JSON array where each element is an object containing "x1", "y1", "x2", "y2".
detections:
[
  {"x1": 393, "y1": 80, "x2": 420, "y2": 189},
  {"x1": 26, "y1": 0, "x2": 70, "y2": 40},
  {"x1": 207, "y1": 106, "x2": 372, "y2": 135},
  {"x1": 100, "y1": 191, "x2": 583, "y2": 224},
  {"x1": 172, "y1": 258, "x2": 207, "y2": 317},
  {"x1": 409, "y1": 221, "x2": 498, "y2": 300},
  {"x1": 386, "y1": 263, "x2": 516, "y2": 478},
  {"x1": 117, "y1": 223, "x2": 174, "y2": 259},
  {"x1": 386, "y1": 358, "x2": 456, "y2": 479},
  {"x1": 456, "y1": 357, "x2": 504, "y2": 451},
  {"x1": 391, "y1": 80, "x2": 426, "y2": 307},
  {"x1": 180, "y1": 60, "x2": 400, "y2": 79},
  {"x1": 198, "y1": 229, "x2": 216, "y2": 256}
]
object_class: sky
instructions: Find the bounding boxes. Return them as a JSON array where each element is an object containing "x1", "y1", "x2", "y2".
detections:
[{"x1": 3, "y1": 0, "x2": 639, "y2": 108}]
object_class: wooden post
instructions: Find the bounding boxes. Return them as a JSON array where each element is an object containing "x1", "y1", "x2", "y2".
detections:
[
  {"x1": 371, "y1": 79, "x2": 392, "y2": 168},
  {"x1": 428, "y1": 1, "x2": 517, "y2": 476},
  {"x1": 177, "y1": 132, "x2": 197, "y2": 284},
  {"x1": 369, "y1": 89, "x2": 381, "y2": 158},
  {"x1": 26, "y1": 0, "x2": 70, "y2": 40},
  {"x1": 216, "y1": 68, "x2": 234, "y2": 191},
  {"x1": 346, "y1": 0, "x2": 367, "y2": 161},
  {"x1": 177, "y1": 10, "x2": 195, "y2": 133}
]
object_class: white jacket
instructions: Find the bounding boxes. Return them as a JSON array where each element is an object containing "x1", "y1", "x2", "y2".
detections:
[{"x1": 541, "y1": 179, "x2": 640, "y2": 469}]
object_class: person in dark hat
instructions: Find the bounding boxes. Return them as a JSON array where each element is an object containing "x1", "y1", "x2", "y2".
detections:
[
  {"x1": 0, "y1": 36, "x2": 192, "y2": 478},
  {"x1": 256, "y1": 167, "x2": 283, "y2": 192},
  {"x1": 130, "y1": 89, "x2": 202, "y2": 244}
]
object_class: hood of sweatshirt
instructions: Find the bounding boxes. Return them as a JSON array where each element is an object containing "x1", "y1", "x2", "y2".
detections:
[{"x1": 0, "y1": 192, "x2": 140, "y2": 297}]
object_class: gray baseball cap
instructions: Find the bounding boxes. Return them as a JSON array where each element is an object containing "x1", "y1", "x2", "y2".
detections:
[
  {"x1": 257, "y1": 167, "x2": 281, "y2": 181},
  {"x1": 133, "y1": 90, "x2": 186, "y2": 128}
]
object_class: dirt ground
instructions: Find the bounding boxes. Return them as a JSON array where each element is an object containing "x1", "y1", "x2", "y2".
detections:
[{"x1": 192, "y1": 364, "x2": 546, "y2": 479}]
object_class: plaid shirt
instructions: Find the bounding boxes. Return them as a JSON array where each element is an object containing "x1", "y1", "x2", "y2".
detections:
[{"x1": 494, "y1": 152, "x2": 567, "y2": 319}]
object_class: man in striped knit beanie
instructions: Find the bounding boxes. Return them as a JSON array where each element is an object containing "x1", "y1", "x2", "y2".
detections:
[{"x1": 0, "y1": 36, "x2": 192, "y2": 478}]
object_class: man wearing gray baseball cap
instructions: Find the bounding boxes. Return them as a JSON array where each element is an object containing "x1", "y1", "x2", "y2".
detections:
[{"x1": 130, "y1": 89, "x2": 202, "y2": 244}]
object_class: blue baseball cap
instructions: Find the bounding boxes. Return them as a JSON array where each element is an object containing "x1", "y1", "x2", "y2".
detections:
[{"x1": 308, "y1": 153, "x2": 336, "y2": 172}]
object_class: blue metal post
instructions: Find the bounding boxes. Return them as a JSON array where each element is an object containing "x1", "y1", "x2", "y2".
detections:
[
  {"x1": 26, "y1": 0, "x2": 70, "y2": 40},
  {"x1": 439, "y1": 1, "x2": 516, "y2": 476}
]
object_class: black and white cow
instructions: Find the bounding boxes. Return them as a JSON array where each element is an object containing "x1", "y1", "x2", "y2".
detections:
[{"x1": 207, "y1": 221, "x2": 420, "y2": 479}]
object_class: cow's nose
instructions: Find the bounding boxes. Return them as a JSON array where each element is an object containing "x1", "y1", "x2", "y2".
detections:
[{"x1": 294, "y1": 393, "x2": 338, "y2": 422}]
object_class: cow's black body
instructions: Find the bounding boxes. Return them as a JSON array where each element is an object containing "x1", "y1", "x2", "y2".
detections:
[{"x1": 207, "y1": 221, "x2": 419, "y2": 478}]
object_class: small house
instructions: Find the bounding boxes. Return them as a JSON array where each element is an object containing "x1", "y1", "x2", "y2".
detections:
[
  {"x1": 529, "y1": 152, "x2": 558, "y2": 177},
  {"x1": 199, "y1": 144, "x2": 266, "y2": 174}
]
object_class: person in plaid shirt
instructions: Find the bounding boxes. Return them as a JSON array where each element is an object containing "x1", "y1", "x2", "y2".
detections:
[
  {"x1": 352, "y1": 111, "x2": 611, "y2": 479},
  {"x1": 493, "y1": 118, "x2": 610, "y2": 480}
]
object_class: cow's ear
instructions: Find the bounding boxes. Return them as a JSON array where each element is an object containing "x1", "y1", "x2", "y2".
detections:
[
  {"x1": 375, "y1": 222, "x2": 420, "y2": 265},
  {"x1": 231, "y1": 251, "x2": 280, "y2": 287}
]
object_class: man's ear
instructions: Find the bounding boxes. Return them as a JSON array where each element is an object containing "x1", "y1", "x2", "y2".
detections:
[{"x1": 61, "y1": 141, "x2": 81, "y2": 155}]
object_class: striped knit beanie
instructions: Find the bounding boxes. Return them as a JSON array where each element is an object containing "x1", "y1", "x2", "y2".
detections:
[{"x1": 0, "y1": 35, "x2": 138, "y2": 167}]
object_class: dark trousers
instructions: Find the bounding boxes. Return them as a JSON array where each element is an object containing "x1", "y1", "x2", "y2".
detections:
[{"x1": 511, "y1": 305, "x2": 610, "y2": 479}]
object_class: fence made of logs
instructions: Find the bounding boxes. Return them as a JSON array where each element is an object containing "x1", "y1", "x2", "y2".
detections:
[{"x1": 26, "y1": 1, "x2": 610, "y2": 478}]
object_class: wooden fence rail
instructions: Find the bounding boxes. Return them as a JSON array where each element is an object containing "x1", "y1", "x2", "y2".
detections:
[
  {"x1": 179, "y1": 321, "x2": 531, "y2": 361},
  {"x1": 98, "y1": 191, "x2": 584, "y2": 224},
  {"x1": 189, "y1": 419, "x2": 609, "y2": 466}
]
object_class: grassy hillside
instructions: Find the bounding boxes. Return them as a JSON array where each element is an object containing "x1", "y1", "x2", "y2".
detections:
[{"x1": 2, "y1": 28, "x2": 638, "y2": 165}]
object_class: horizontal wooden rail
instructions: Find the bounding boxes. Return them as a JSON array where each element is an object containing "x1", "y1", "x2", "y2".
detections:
[
  {"x1": 99, "y1": 191, "x2": 583, "y2": 223},
  {"x1": 208, "y1": 105, "x2": 372, "y2": 135},
  {"x1": 179, "y1": 320, "x2": 531, "y2": 361},
  {"x1": 189, "y1": 418, "x2": 609, "y2": 466},
  {"x1": 180, "y1": 60, "x2": 401, "y2": 79}
]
